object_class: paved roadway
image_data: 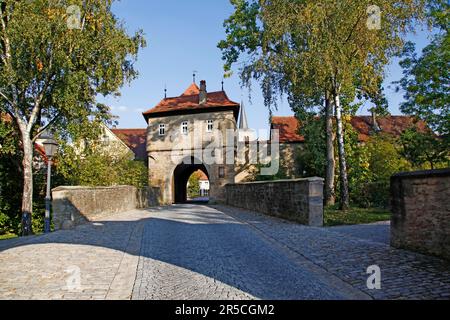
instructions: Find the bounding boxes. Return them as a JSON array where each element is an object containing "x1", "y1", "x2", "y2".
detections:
[
  {"x1": 1, "y1": 204, "x2": 450, "y2": 300},
  {"x1": 132, "y1": 205, "x2": 358, "y2": 300}
]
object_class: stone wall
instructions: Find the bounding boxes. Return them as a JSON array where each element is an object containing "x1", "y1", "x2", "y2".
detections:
[
  {"x1": 52, "y1": 186, "x2": 161, "y2": 230},
  {"x1": 391, "y1": 169, "x2": 450, "y2": 260},
  {"x1": 279, "y1": 143, "x2": 304, "y2": 178},
  {"x1": 225, "y1": 178, "x2": 324, "y2": 226}
]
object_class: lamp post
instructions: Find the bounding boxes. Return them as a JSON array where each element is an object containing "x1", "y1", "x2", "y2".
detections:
[{"x1": 41, "y1": 132, "x2": 58, "y2": 234}]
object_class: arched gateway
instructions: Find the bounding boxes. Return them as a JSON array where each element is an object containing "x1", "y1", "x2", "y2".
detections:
[
  {"x1": 142, "y1": 80, "x2": 240, "y2": 204},
  {"x1": 173, "y1": 156, "x2": 210, "y2": 203}
]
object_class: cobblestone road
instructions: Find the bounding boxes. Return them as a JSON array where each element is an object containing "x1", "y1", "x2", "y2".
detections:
[
  {"x1": 215, "y1": 205, "x2": 450, "y2": 300},
  {"x1": 132, "y1": 205, "x2": 362, "y2": 300},
  {"x1": 1, "y1": 204, "x2": 449, "y2": 300},
  {"x1": 0, "y1": 210, "x2": 148, "y2": 300}
]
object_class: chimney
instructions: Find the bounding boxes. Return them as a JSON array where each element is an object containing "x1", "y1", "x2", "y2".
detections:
[{"x1": 199, "y1": 80, "x2": 207, "y2": 104}]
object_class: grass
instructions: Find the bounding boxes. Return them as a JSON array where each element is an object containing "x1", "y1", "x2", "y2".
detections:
[
  {"x1": 324, "y1": 206, "x2": 391, "y2": 227},
  {"x1": 0, "y1": 233, "x2": 18, "y2": 241}
]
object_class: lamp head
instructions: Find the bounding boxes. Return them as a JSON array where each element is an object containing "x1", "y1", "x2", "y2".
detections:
[{"x1": 41, "y1": 132, "x2": 58, "y2": 158}]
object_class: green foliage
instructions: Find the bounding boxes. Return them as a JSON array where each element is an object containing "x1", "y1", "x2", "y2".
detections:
[
  {"x1": 398, "y1": 1, "x2": 449, "y2": 142},
  {"x1": 400, "y1": 128, "x2": 449, "y2": 169},
  {"x1": 296, "y1": 117, "x2": 326, "y2": 178},
  {"x1": 0, "y1": 118, "x2": 22, "y2": 234},
  {"x1": 0, "y1": 212, "x2": 11, "y2": 235},
  {"x1": 56, "y1": 143, "x2": 148, "y2": 189},
  {"x1": 343, "y1": 119, "x2": 371, "y2": 207},
  {"x1": 324, "y1": 206, "x2": 391, "y2": 226},
  {"x1": 187, "y1": 173, "x2": 201, "y2": 199},
  {"x1": 219, "y1": 0, "x2": 425, "y2": 209},
  {"x1": 219, "y1": 0, "x2": 425, "y2": 110},
  {"x1": 0, "y1": 0, "x2": 146, "y2": 233},
  {"x1": 350, "y1": 134, "x2": 412, "y2": 208},
  {"x1": 0, "y1": 145, "x2": 50, "y2": 236}
]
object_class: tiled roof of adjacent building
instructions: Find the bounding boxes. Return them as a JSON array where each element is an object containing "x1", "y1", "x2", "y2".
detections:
[
  {"x1": 271, "y1": 116, "x2": 305, "y2": 143},
  {"x1": 271, "y1": 115, "x2": 428, "y2": 143},
  {"x1": 142, "y1": 82, "x2": 240, "y2": 119},
  {"x1": 110, "y1": 128, "x2": 147, "y2": 160},
  {"x1": 350, "y1": 116, "x2": 428, "y2": 142},
  {"x1": 193, "y1": 169, "x2": 209, "y2": 181}
]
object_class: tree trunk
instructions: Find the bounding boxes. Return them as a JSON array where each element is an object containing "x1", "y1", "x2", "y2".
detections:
[
  {"x1": 325, "y1": 92, "x2": 336, "y2": 206},
  {"x1": 333, "y1": 92, "x2": 350, "y2": 210},
  {"x1": 19, "y1": 127, "x2": 34, "y2": 236}
]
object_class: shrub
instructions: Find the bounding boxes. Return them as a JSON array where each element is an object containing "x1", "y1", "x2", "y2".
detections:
[
  {"x1": 56, "y1": 143, "x2": 148, "y2": 189},
  {"x1": 349, "y1": 134, "x2": 412, "y2": 208}
]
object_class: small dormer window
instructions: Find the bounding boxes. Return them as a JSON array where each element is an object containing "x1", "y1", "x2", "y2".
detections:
[
  {"x1": 207, "y1": 120, "x2": 213, "y2": 132},
  {"x1": 159, "y1": 124, "x2": 165, "y2": 136},
  {"x1": 181, "y1": 121, "x2": 188, "y2": 135}
]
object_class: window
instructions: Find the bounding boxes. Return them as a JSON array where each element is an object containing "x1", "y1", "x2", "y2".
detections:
[
  {"x1": 218, "y1": 166, "x2": 225, "y2": 178},
  {"x1": 207, "y1": 120, "x2": 214, "y2": 132},
  {"x1": 181, "y1": 121, "x2": 188, "y2": 135},
  {"x1": 159, "y1": 124, "x2": 165, "y2": 136}
]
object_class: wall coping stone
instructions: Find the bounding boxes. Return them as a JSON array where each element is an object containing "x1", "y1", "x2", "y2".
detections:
[
  {"x1": 53, "y1": 185, "x2": 134, "y2": 192},
  {"x1": 391, "y1": 168, "x2": 450, "y2": 180},
  {"x1": 226, "y1": 177, "x2": 324, "y2": 186}
]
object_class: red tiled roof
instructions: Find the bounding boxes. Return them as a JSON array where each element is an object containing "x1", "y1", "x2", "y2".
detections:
[
  {"x1": 193, "y1": 169, "x2": 209, "y2": 181},
  {"x1": 271, "y1": 116, "x2": 428, "y2": 143},
  {"x1": 181, "y1": 83, "x2": 200, "y2": 96},
  {"x1": 110, "y1": 128, "x2": 147, "y2": 160},
  {"x1": 143, "y1": 83, "x2": 239, "y2": 118},
  {"x1": 350, "y1": 116, "x2": 428, "y2": 142},
  {"x1": 271, "y1": 116, "x2": 304, "y2": 143},
  {"x1": 34, "y1": 143, "x2": 48, "y2": 163}
]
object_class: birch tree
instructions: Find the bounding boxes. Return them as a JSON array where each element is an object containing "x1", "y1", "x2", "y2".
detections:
[
  {"x1": 0, "y1": 0, "x2": 145, "y2": 235},
  {"x1": 219, "y1": 0, "x2": 426, "y2": 209}
]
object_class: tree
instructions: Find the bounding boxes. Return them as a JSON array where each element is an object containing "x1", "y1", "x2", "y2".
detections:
[
  {"x1": 187, "y1": 173, "x2": 201, "y2": 199},
  {"x1": 219, "y1": 0, "x2": 425, "y2": 209},
  {"x1": 0, "y1": 0, "x2": 145, "y2": 235},
  {"x1": 56, "y1": 142, "x2": 148, "y2": 189},
  {"x1": 400, "y1": 128, "x2": 449, "y2": 169},
  {"x1": 296, "y1": 116, "x2": 327, "y2": 178},
  {"x1": 0, "y1": 115, "x2": 22, "y2": 234},
  {"x1": 398, "y1": 1, "x2": 449, "y2": 147}
]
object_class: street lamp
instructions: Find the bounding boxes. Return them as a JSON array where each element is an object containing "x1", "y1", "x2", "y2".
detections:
[{"x1": 41, "y1": 132, "x2": 58, "y2": 234}]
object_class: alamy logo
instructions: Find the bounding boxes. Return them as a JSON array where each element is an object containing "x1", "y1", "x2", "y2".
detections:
[
  {"x1": 63, "y1": 265, "x2": 83, "y2": 292},
  {"x1": 366, "y1": 265, "x2": 381, "y2": 290},
  {"x1": 168, "y1": 128, "x2": 280, "y2": 176},
  {"x1": 366, "y1": 5, "x2": 381, "y2": 30},
  {"x1": 67, "y1": 5, "x2": 82, "y2": 30}
]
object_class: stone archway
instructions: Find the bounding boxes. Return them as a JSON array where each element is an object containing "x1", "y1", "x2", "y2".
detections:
[{"x1": 172, "y1": 156, "x2": 210, "y2": 204}]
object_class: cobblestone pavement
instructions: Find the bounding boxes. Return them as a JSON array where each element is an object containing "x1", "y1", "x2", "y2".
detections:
[
  {"x1": 327, "y1": 221, "x2": 391, "y2": 245},
  {"x1": 214, "y1": 205, "x2": 450, "y2": 300},
  {"x1": 1, "y1": 204, "x2": 449, "y2": 300},
  {"x1": 0, "y1": 210, "x2": 148, "y2": 300},
  {"x1": 132, "y1": 205, "x2": 365, "y2": 300}
]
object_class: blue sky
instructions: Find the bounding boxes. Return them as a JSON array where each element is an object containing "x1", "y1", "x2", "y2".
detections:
[{"x1": 101, "y1": 0, "x2": 434, "y2": 130}]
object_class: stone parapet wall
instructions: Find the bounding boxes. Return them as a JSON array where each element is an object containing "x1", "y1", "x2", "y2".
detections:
[
  {"x1": 52, "y1": 186, "x2": 160, "y2": 230},
  {"x1": 225, "y1": 178, "x2": 324, "y2": 226},
  {"x1": 391, "y1": 169, "x2": 450, "y2": 260}
]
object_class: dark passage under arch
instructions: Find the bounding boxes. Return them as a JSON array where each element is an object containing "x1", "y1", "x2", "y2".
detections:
[{"x1": 173, "y1": 157, "x2": 209, "y2": 204}]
